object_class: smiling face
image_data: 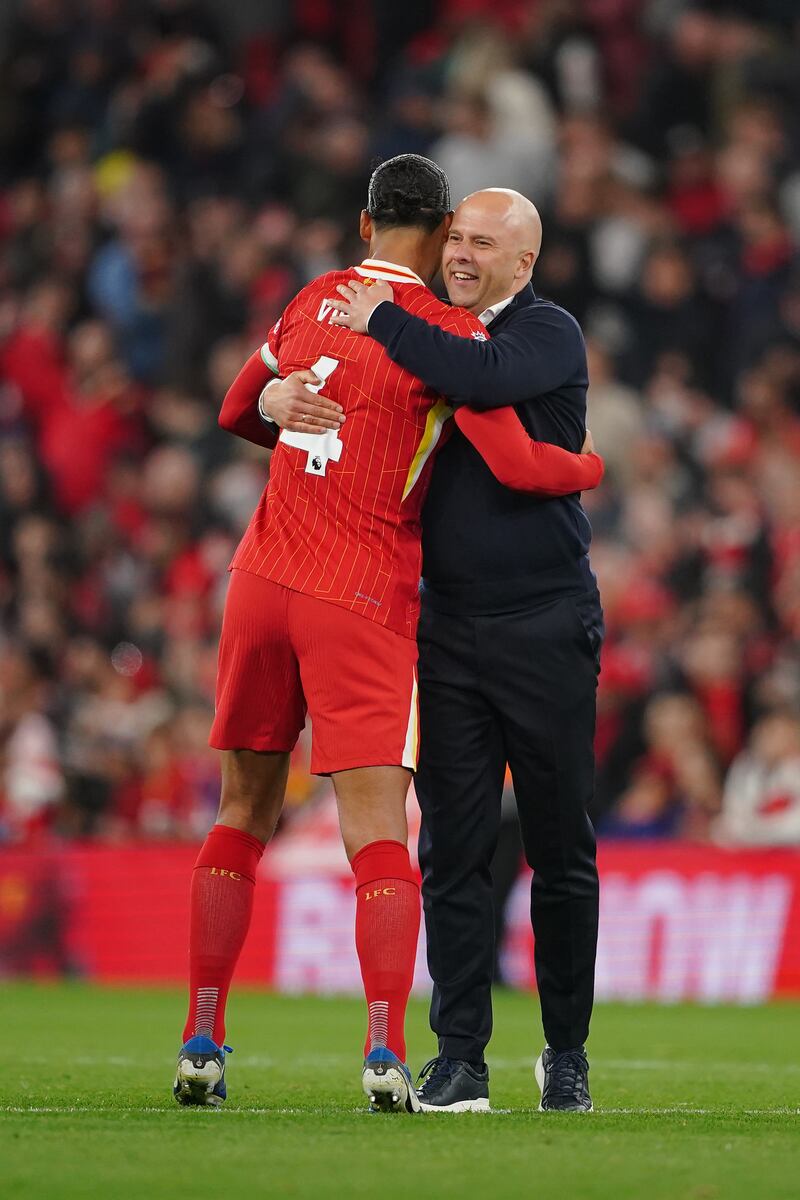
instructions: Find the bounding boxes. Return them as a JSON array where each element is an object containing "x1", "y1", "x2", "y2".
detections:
[{"x1": 442, "y1": 189, "x2": 542, "y2": 315}]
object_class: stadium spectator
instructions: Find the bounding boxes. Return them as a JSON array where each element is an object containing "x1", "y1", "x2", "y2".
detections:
[
  {"x1": 0, "y1": 642, "x2": 63, "y2": 841},
  {"x1": 599, "y1": 692, "x2": 723, "y2": 839},
  {"x1": 714, "y1": 710, "x2": 800, "y2": 845}
]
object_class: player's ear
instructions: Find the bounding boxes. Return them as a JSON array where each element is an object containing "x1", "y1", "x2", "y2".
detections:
[
  {"x1": 359, "y1": 210, "x2": 372, "y2": 244},
  {"x1": 433, "y1": 212, "x2": 453, "y2": 254}
]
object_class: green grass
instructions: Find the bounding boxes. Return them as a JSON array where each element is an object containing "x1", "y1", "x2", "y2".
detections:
[{"x1": 1, "y1": 985, "x2": 798, "y2": 1199}]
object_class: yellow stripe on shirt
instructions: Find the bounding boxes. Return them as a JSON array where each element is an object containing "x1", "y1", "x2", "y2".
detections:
[{"x1": 402, "y1": 400, "x2": 452, "y2": 501}]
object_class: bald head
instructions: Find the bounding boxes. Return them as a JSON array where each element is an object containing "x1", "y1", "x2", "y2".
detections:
[
  {"x1": 463, "y1": 189, "x2": 542, "y2": 257},
  {"x1": 442, "y1": 188, "x2": 542, "y2": 315}
]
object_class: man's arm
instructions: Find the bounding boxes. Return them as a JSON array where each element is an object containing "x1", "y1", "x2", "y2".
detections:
[
  {"x1": 456, "y1": 406, "x2": 604, "y2": 495},
  {"x1": 370, "y1": 302, "x2": 584, "y2": 408},
  {"x1": 329, "y1": 281, "x2": 586, "y2": 409}
]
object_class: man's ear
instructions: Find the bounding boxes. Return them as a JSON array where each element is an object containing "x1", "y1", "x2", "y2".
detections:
[
  {"x1": 442, "y1": 212, "x2": 454, "y2": 236},
  {"x1": 517, "y1": 250, "x2": 536, "y2": 278},
  {"x1": 359, "y1": 210, "x2": 372, "y2": 244}
]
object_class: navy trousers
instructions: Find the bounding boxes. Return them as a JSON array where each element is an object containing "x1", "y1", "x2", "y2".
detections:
[{"x1": 416, "y1": 588, "x2": 603, "y2": 1061}]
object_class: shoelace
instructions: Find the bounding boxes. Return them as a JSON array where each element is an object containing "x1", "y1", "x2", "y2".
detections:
[
  {"x1": 545, "y1": 1049, "x2": 588, "y2": 1100},
  {"x1": 417, "y1": 1056, "x2": 456, "y2": 1091}
]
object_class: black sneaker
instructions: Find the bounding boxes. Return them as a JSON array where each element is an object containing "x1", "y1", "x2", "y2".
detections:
[
  {"x1": 535, "y1": 1046, "x2": 592, "y2": 1112},
  {"x1": 417, "y1": 1056, "x2": 490, "y2": 1113}
]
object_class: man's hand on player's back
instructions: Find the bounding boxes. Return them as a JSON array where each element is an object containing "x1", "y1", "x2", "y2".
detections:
[
  {"x1": 329, "y1": 279, "x2": 395, "y2": 333},
  {"x1": 261, "y1": 369, "x2": 346, "y2": 434}
]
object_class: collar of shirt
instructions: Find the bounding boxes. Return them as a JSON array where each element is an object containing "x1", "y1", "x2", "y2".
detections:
[
  {"x1": 354, "y1": 258, "x2": 425, "y2": 285},
  {"x1": 478, "y1": 294, "x2": 516, "y2": 326}
]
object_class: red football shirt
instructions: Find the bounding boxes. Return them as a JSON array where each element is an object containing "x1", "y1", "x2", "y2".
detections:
[{"x1": 231, "y1": 259, "x2": 487, "y2": 638}]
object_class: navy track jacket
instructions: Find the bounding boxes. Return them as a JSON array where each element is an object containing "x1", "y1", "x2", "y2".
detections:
[{"x1": 367, "y1": 283, "x2": 596, "y2": 614}]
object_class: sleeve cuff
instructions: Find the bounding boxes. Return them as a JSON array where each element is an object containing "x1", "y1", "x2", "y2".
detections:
[
  {"x1": 260, "y1": 343, "x2": 280, "y2": 374},
  {"x1": 257, "y1": 377, "x2": 282, "y2": 433},
  {"x1": 365, "y1": 300, "x2": 407, "y2": 342}
]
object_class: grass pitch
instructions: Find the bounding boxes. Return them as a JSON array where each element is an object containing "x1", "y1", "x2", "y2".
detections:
[{"x1": 1, "y1": 984, "x2": 798, "y2": 1199}]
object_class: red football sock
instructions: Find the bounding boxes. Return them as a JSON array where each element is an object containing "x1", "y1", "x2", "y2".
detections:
[
  {"x1": 182, "y1": 824, "x2": 265, "y2": 1047},
  {"x1": 352, "y1": 839, "x2": 420, "y2": 1063}
]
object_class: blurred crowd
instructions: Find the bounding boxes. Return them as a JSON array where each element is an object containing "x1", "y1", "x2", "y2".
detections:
[{"x1": 0, "y1": 0, "x2": 799, "y2": 846}]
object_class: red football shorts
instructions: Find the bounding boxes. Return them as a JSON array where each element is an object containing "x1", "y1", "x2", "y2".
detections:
[{"x1": 209, "y1": 569, "x2": 419, "y2": 774}]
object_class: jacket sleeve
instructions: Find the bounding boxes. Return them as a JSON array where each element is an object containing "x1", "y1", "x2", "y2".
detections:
[
  {"x1": 454, "y1": 406, "x2": 604, "y2": 495},
  {"x1": 368, "y1": 300, "x2": 585, "y2": 409},
  {"x1": 218, "y1": 349, "x2": 279, "y2": 449}
]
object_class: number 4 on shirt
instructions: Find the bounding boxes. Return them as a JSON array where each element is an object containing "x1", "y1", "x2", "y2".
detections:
[{"x1": 279, "y1": 357, "x2": 342, "y2": 476}]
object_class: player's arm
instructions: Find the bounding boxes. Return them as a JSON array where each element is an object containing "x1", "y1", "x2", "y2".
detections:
[
  {"x1": 456, "y1": 406, "x2": 604, "y2": 495},
  {"x1": 219, "y1": 335, "x2": 344, "y2": 444},
  {"x1": 329, "y1": 281, "x2": 585, "y2": 409},
  {"x1": 218, "y1": 348, "x2": 280, "y2": 448}
]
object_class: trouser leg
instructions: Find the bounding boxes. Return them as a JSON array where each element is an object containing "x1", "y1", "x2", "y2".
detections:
[
  {"x1": 491, "y1": 801, "x2": 523, "y2": 983},
  {"x1": 416, "y1": 608, "x2": 506, "y2": 1064},
  {"x1": 480, "y1": 593, "x2": 602, "y2": 1051}
]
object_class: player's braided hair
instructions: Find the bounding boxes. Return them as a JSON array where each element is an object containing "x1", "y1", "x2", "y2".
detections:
[{"x1": 367, "y1": 154, "x2": 451, "y2": 234}]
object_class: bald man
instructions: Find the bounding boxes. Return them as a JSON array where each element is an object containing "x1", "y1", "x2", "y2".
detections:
[{"x1": 326, "y1": 188, "x2": 603, "y2": 1113}]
